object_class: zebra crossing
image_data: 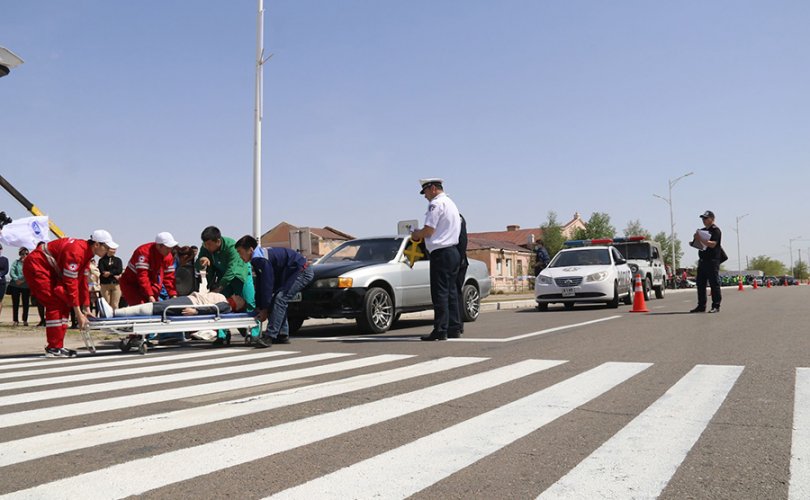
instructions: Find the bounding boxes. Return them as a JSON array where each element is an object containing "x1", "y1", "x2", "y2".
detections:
[{"x1": 0, "y1": 347, "x2": 804, "y2": 498}]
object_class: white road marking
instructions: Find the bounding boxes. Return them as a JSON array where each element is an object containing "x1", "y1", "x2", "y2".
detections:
[
  {"x1": 0, "y1": 349, "x2": 139, "y2": 371},
  {"x1": 271, "y1": 361, "x2": 652, "y2": 499},
  {"x1": 790, "y1": 368, "x2": 810, "y2": 500},
  {"x1": 2, "y1": 359, "x2": 566, "y2": 499},
  {"x1": 316, "y1": 316, "x2": 622, "y2": 343},
  {"x1": 0, "y1": 354, "x2": 402, "y2": 429},
  {"x1": 538, "y1": 364, "x2": 744, "y2": 499},
  {"x1": 0, "y1": 356, "x2": 483, "y2": 467},
  {"x1": 0, "y1": 350, "x2": 298, "y2": 391},
  {"x1": 0, "y1": 351, "x2": 342, "y2": 408}
]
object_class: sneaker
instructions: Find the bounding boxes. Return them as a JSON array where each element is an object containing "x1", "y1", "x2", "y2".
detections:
[
  {"x1": 254, "y1": 336, "x2": 273, "y2": 349},
  {"x1": 45, "y1": 347, "x2": 78, "y2": 358},
  {"x1": 97, "y1": 297, "x2": 114, "y2": 319},
  {"x1": 689, "y1": 307, "x2": 706, "y2": 313},
  {"x1": 272, "y1": 335, "x2": 291, "y2": 345},
  {"x1": 708, "y1": 307, "x2": 720, "y2": 313}
]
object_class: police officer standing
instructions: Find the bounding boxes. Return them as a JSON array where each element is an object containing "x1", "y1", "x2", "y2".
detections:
[
  {"x1": 690, "y1": 210, "x2": 723, "y2": 313},
  {"x1": 411, "y1": 178, "x2": 462, "y2": 341}
]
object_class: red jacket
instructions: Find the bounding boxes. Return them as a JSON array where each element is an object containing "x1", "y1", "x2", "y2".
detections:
[
  {"x1": 39, "y1": 238, "x2": 93, "y2": 308},
  {"x1": 120, "y1": 242, "x2": 177, "y2": 299}
]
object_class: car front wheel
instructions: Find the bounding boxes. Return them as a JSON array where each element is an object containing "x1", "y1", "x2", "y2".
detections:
[
  {"x1": 461, "y1": 284, "x2": 480, "y2": 322},
  {"x1": 357, "y1": 287, "x2": 394, "y2": 334},
  {"x1": 607, "y1": 282, "x2": 620, "y2": 308}
]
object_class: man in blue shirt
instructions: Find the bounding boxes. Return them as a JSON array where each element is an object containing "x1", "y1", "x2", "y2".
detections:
[{"x1": 235, "y1": 235, "x2": 314, "y2": 347}]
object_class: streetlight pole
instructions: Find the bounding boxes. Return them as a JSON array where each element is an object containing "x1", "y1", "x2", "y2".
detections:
[
  {"x1": 653, "y1": 171, "x2": 694, "y2": 279},
  {"x1": 789, "y1": 236, "x2": 803, "y2": 278},
  {"x1": 253, "y1": 0, "x2": 273, "y2": 241},
  {"x1": 0, "y1": 46, "x2": 24, "y2": 78},
  {"x1": 735, "y1": 213, "x2": 749, "y2": 279}
]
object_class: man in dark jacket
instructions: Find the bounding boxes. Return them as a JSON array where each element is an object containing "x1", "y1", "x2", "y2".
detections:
[
  {"x1": 690, "y1": 210, "x2": 724, "y2": 313},
  {"x1": 98, "y1": 247, "x2": 123, "y2": 308},
  {"x1": 235, "y1": 235, "x2": 314, "y2": 347}
]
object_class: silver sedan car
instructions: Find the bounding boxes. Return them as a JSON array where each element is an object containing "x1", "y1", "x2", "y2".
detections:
[{"x1": 286, "y1": 236, "x2": 492, "y2": 334}]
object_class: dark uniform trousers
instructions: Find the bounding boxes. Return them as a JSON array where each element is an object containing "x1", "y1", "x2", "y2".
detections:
[
  {"x1": 429, "y1": 246, "x2": 462, "y2": 334},
  {"x1": 696, "y1": 258, "x2": 722, "y2": 309}
]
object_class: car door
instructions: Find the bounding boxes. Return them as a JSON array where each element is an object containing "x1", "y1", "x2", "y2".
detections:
[{"x1": 398, "y1": 240, "x2": 432, "y2": 307}]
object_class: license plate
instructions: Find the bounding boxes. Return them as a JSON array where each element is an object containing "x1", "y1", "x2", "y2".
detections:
[
  {"x1": 289, "y1": 292, "x2": 302, "y2": 302},
  {"x1": 562, "y1": 288, "x2": 576, "y2": 297}
]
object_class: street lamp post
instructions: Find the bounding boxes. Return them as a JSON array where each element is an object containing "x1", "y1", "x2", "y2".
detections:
[
  {"x1": 789, "y1": 236, "x2": 803, "y2": 278},
  {"x1": 653, "y1": 171, "x2": 694, "y2": 280},
  {"x1": 735, "y1": 213, "x2": 750, "y2": 279}
]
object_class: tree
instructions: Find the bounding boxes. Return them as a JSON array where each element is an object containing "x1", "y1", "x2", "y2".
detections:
[
  {"x1": 582, "y1": 212, "x2": 616, "y2": 240},
  {"x1": 749, "y1": 255, "x2": 787, "y2": 276},
  {"x1": 653, "y1": 231, "x2": 684, "y2": 270},
  {"x1": 623, "y1": 219, "x2": 651, "y2": 239},
  {"x1": 541, "y1": 211, "x2": 565, "y2": 258},
  {"x1": 795, "y1": 261, "x2": 809, "y2": 280}
]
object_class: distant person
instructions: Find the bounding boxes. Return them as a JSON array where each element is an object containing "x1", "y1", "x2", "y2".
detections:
[
  {"x1": 23, "y1": 230, "x2": 119, "y2": 357},
  {"x1": 534, "y1": 240, "x2": 550, "y2": 276},
  {"x1": 234, "y1": 235, "x2": 314, "y2": 347},
  {"x1": 8, "y1": 247, "x2": 30, "y2": 326},
  {"x1": 0, "y1": 244, "x2": 8, "y2": 322},
  {"x1": 690, "y1": 210, "x2": 724, "y2": 313},
  {"x1": 119, "y1": 232, "x2": 179, "y2": 306},
  {"x1": 98, "y1": 246, "x2": 123, "y2": 308}
]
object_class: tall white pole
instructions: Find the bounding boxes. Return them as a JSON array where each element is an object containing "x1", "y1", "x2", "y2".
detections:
[
  {"x1": 735, "y1": 213, "x2": 749, "y2": 279},
  {"x1": 253, "y1": 0, "x2": 264, "y2": 240},
  {"x1": 654, "y1": 171, "x2": 693, "y2": 279}
]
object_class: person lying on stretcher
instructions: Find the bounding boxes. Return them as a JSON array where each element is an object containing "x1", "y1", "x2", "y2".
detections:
[{"x1": 99, "y1": 291, "x2": 247, "y2": 318}]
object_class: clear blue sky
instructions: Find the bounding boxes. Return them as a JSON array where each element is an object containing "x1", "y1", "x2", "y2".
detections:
[{"x1": 2, "y1": 1, "x2": 809, "y2": 270}]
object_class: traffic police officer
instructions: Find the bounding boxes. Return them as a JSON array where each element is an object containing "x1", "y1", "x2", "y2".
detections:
[
  {"x1": 411, "y1": 178, "x2": 462, "y2": 341},
  {"x1": 690, "y1": 210, "x2": 724, "y2": 313}
]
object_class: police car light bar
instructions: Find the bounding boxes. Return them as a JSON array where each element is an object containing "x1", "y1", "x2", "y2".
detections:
[{"x1": 563, "y1": 236, "x2": 647, "y2": 247}]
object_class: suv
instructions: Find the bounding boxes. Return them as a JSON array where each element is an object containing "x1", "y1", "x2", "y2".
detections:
[{"x1": 608, "y1": 237, "x2": 667, "y2": 301}]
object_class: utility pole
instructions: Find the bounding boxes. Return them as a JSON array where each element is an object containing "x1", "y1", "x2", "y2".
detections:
[{"x1": 735, "y1": 214, "x2": 749, "y2": 279}]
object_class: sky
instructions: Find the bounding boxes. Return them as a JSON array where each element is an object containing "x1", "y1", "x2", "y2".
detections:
[{"x1": 2, "y1": 1, "x2": 810, "y2": 271}]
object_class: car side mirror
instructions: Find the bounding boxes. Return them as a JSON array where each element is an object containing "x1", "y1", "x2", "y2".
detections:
[{"x1": 615, "y1": 258, "x2": 626, "y2": 265}]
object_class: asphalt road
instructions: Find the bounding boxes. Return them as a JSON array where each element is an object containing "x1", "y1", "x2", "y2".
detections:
[{"x1": 0, "y1": 286, "x2": 808, "y2": 499}]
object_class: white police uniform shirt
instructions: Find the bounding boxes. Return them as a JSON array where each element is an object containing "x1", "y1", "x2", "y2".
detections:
[{"x1": 423, "y1": 192, "x2": 461, "y2": 253}]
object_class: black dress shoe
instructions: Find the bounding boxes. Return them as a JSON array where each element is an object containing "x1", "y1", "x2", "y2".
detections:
[
  {"x1": 708, "y1": 307, "x2": 720, "y2": 313},
  {"x1": 689, "y1": 307, "x2": 706, "y2": 313},
  {"x1": 447, "y1": 330, "x2": 463, "y2": 339},
  {"x1": 420, "y1": 331, "x2": 447, "y2": 341},
  {"x1": 272, "y1": 335, "x2": 291, "y2": 344}
]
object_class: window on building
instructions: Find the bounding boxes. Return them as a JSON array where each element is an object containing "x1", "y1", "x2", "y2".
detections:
[
  {"x1": 506, "y1": 259, "x2": 512, "y2": 276},
  {"x1": 517, "y1": 260, "x2": 523, "y2": 276},
  {"x1": 496, "y1": 258, "x2": 502, "y2": 274}
]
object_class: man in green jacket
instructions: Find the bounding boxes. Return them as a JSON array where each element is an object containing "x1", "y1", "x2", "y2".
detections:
[{"x1": 197, "y1": 226, "x2": 257, "y2": 345}]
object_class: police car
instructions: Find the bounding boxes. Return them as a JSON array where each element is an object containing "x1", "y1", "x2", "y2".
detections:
[
  {"x1": 534, "y1": 242, "x2": 633, "y2": 311},
  {"x1": 603, "y1": 236, "x2": 667, "y2": 301}
]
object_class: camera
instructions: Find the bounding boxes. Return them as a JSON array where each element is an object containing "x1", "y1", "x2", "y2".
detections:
[{"x1": 0, "y1": 211, "x2": 12, "y2": 230}]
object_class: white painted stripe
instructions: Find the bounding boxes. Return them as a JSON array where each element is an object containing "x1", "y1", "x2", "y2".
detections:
[
  {"x1": 0, "y1": 351, "x2": 342, "y2": 407},
  {"x1": 0, "y1": 349, "x2": 256, "y2": 381},
  {"x1": 271, "y1": 361, "x2": 651, "y2": 499},
  {"x1": 0, "y1": 356, "x2": 486, "y2": 467},
  {"x1": 0, "y1": 350, "x2": 294, "y2": 391},
  {"x1": 0, "y1": 354, "x2": 405, "y2": 429},
  {"x1": 538, "y1": 364, "x2": 743, "y2": 499},
  {"x1": 0, "y1": 348, "x2": 180, "y2": 371},
  {"x1": 4, "y1": 359, "x2": 566, "y2": 499},
  {"x1": 790, "y1": 368, "x2": 810, "y2": 500},
  {"x1": 315, "y1": 316, "x2": 621, "y2": 343}
]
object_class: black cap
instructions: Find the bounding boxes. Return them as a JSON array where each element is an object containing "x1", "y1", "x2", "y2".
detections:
[{"x1": 699, "y1": 210, "x2": 715, "y2": 219}]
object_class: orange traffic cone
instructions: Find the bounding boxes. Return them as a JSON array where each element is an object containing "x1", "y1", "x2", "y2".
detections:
[
  {"x1": 767, "y1": 279, "x2": 772, "y2": 288},
  {"x1": 753, "y1": 278, "x2": 758, "y2": 290},
  {"x1": 738, "y1": 277, "x2": 744, "y2": 291},
  {"x1": 630, "y1": 274, "x2": 649, "y2": 313}
]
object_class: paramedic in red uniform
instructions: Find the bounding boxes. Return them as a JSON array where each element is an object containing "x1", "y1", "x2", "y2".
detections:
[
  {"x1": 22, "y1": 229, "x2": 119, "y2": 357},
  {"x1": 119, "y1": 232, "x2": 180, "y2": 306}
]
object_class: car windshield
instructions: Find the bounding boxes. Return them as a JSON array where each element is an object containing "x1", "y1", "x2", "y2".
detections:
[
  {"x1": 319, "y1": 238, "x2": 403, "y2": 264},
  {"x1": 549, "y1": 248, "x2": 611, "y2": 267},
  {"x1": 612, "y1": 243, "x2": 650, "y2": 260}
]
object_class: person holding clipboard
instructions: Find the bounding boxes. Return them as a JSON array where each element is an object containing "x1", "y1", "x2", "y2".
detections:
[{"x1": 690, "y1": 210, "x2": 726, "y2": 313}]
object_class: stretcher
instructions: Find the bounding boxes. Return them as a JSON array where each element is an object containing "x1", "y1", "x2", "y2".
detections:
[{"x1": 86, "y1": 305, "x2": 261, "y2": 354}]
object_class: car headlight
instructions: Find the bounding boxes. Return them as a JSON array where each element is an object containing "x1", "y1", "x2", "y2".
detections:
[
  {"x1": 537, "y1": 275, "x2": 553, "y2": 285},
  {"x1": 313, "y1": 277, "x2": 353, "y2": 288},
  {"x1": 586, "y1": 271, "x2": 609, "y2": 282}
]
